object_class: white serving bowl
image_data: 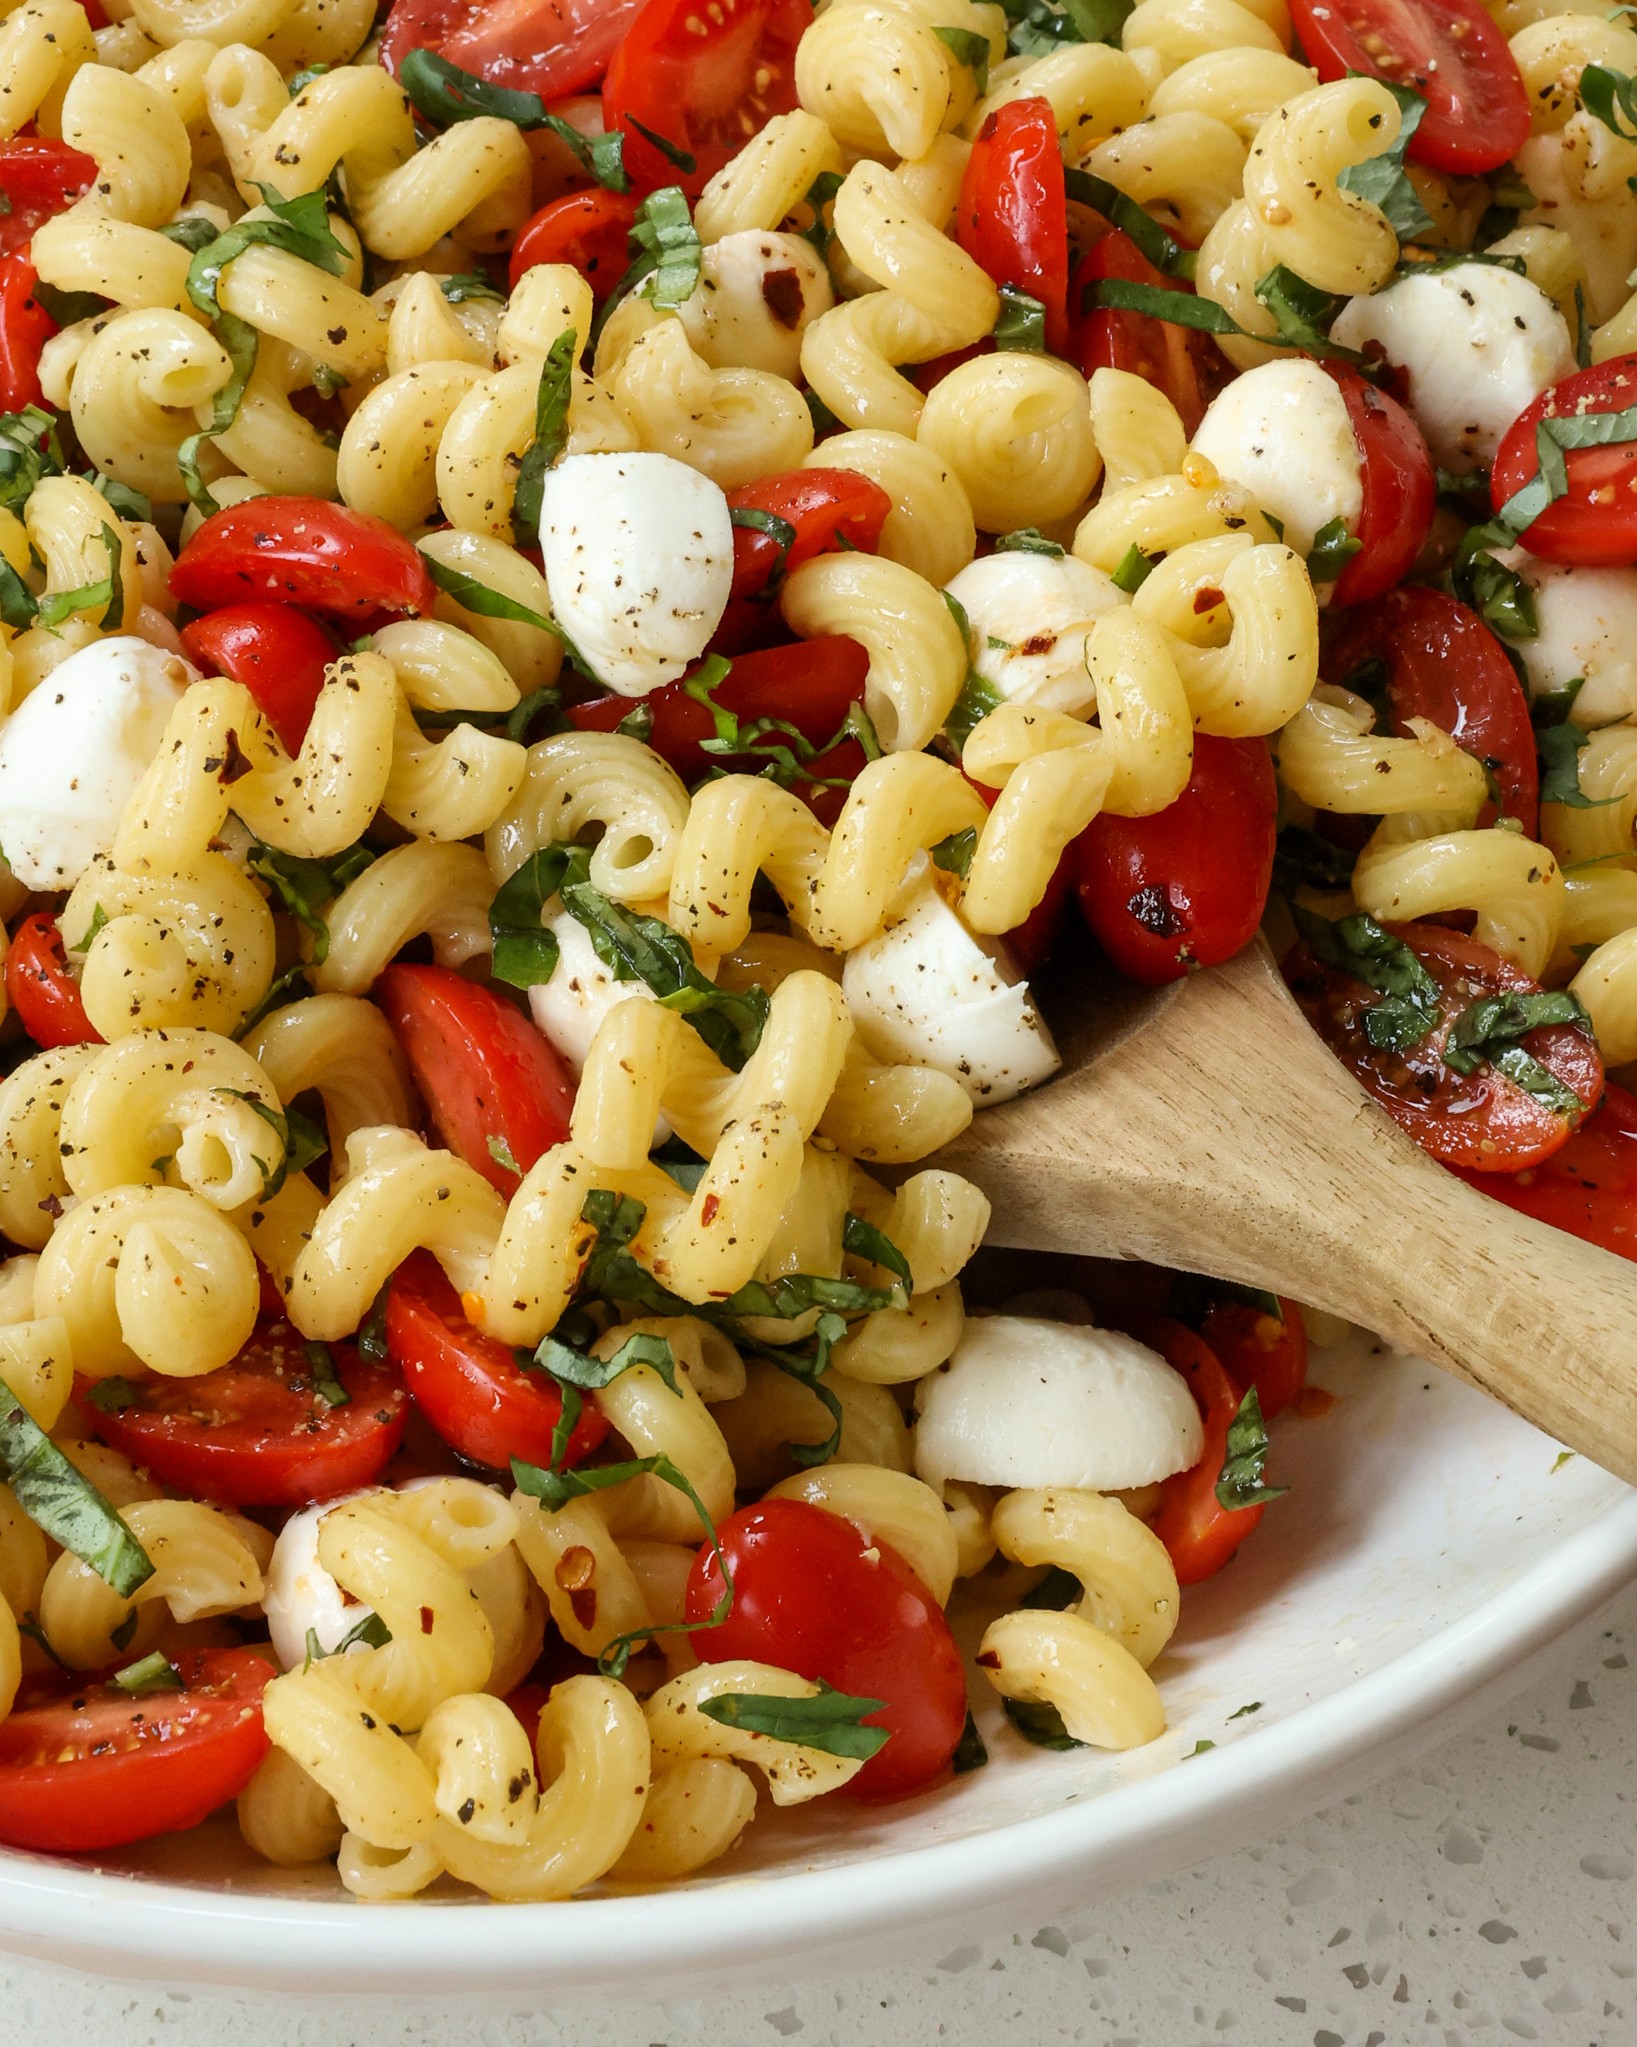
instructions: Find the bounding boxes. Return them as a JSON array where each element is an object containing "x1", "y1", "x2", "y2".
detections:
[{"x1": 1, "y1": 1328, "x2": 1633, "y2": 2001}]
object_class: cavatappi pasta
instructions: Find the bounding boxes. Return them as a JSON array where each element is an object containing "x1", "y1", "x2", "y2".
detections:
[{"x1": 0, "y1": 0, "x2": 1617, "y2": 1904}]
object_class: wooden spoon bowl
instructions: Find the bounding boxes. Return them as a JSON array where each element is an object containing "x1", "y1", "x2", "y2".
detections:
[{"x1": 939, "y1": 940, "x2": 1637, "y2": 1483}]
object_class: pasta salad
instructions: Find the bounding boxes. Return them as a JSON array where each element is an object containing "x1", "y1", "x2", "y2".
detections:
[{"x1": 0, "y1": 0, "x2": 1624, "y2": 1900}]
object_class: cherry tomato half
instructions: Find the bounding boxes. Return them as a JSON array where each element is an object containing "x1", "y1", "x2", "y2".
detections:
[
  {"x1": 375, "y1": 964, "x2": 577, "y2": 1197},
  {"x1": 180, "y1": 602, "x2": 339, "y2": 756},
  {"x1": 1198, "y1": 1297, "x2": 1308, "y2": 1422},
  {"x1": 1290, "y1": 0, "x2": 1529, "y2": 176},
  {"x1": 1072, "y1": 231, "x2": 1223, "y2": 438},
  {"x1": 1491, "y1": 355, "x2": 1637, "y2": 568},
  {"x1": 0, "y1": 138, "x2": 97, "y2": 260},
  {"x1": 685, "y1": 1499, "x2": 969, "y2": 1800},
  {"x1": 86, "y1": 1322, "x2": 406, "y2": 1508},
  {"x1": 509, "y1": 188, "x2": 639, "y2": 295},
  {"x1": 1287, "y1": 921, "x2": 1604, "y2": 1172},
  {"x1": 1322, "y1": 362, "x2": 1435, "y2": 609},
  {"x1": 1130, "y1": 1316, "x2": 1267, "y2": 1586},
  {"x1": 1074, "y1": 735, "x2": 1278, "y2": 984},
  {"x1": 5, "y1": 910, "x2": 101, "y2": 1048},
  {"x1": 385, "y1": 1251, "x2": 609, "y2": 1470},
  {"x1": 726, "y1": 469, "x2": 893, "y2": 601},
  {"x1": 602, "y1": 0, "x2": 809, "y2": 195},
  {"x1": 0, "y1": 255, "x2": 54, "y2": 413},
  {"x1": 955, "y1": 98, "x2": 1070, "y2": 357},
  {"x1": 379, "y1": 0, "x2": 644, "y2": 101},
  {"x1": 1325, "y1": 583, "x2": 1539, "y2": 836},
  {"x1": 1456, "y1": 1078, "x2": 1637, "y2": 1262},
  {"x1": 170, "y1": 498, "x2": 435, "y2": 620},
  {"x1": 0, "y1": 1649, "x2": 272, "y2": 1854}
]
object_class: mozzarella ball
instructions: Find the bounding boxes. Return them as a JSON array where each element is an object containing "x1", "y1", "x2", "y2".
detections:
[
  {"x1": 538, "y1": 451, "x2": 733, "y2": 696},
  {"x1": 1189, "y1": 357, "x2": 1362, "y2": 555},
  {"x1": 0, "y1": 635, "x2": 192, "y2": 888},
  {"x1": 914, "y1": 1315, "x2": 1204, "y2": 1492},
  {"x1": 677, "y1": 230, "x2": 834, "y2": 381},
  {"x1": 1498, "y1": 553, "x2": 1637, "y2": 726},
  {"x1": 1330, "y1": 263, "x2": 1574, "y2": 474},
  {"x1": 842, "y1": 882, "x2": 1060, "y2": 1104},
  {"x1": 943, "y1": 551, "x2": 1124, "y2": 718},
  {"x1": 263, "y1": 1493, "x2": 381, "y2": 1671}
]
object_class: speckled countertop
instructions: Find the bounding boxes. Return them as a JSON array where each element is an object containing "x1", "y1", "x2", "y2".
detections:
[{"x1": 6, "y1": 1579, "x2": 1636, "y2": 2047}]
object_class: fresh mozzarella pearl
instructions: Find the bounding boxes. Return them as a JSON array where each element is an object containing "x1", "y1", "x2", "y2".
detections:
[
  {"x1": 538, "y1": 452, "x2": 733, "y2": 697},
  {"x1": 528, "y1": 909, "x2": 654, "y2": 1074},
  {"x1": 913, "y1": 1315, "x2": 1205, "y2": 1492},
  {"x1": 1330, "y1": 263, "x2": 1574, "y2": 474},
  {"x1": 842, "y1": 882, "x2": 1060, "y2": 1104},
  {"x1": 942, "y1": 551, "x2": 1124, "y2": 718},
  {"x1": 677, "y1": 231, "x2": 834, "y2": 381},
  {"x1": 1497, "y1": 553, "x2": 1637, "y2": 726},
  {"x1": 1189, "y1": 358, "x2": 1362, "y2": 554},
  {"x1": 0, "y1": 635, "x2": 192, "y2": 888},
  {"x1": 263, "y1": 1493, "x2": 380, "y2": 1671}
]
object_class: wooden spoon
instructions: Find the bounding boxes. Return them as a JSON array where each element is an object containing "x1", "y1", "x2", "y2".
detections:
[{"x1": 938, "y1": 939, "x2": 1637, "y2": 1484}]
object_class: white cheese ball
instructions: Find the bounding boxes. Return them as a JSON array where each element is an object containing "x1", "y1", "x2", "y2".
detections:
[
  {"x1": 538, "y1": 451, "x2": 733, "y2": 696},
  {"x1": 942, "y1": 551, "x2": 1124, "y2": 718},
  {"x1": 0, "y1": 635, "x2": 192, "y2": 888},
  {"x1": 1496, "y1": 553, "x2": 1637, "y2": 726},
  {"x1": 1330, "y1": 263, "x2": 1573, "y2": 474},
  {"x1": 842, "y1": 882, "x2": 1060, "y2": 1104},
  {"x1": 677, "y1": 230, "x2": 834, "y2": 381},
  {"x1": 263, "y1": 1493, "x2": 381, "y2": 1671},
  {"x1": 1189, "y1": 357, "x2": 1362, "y2": 554},
  {"x1": 914, "y1": 1315, "x2": 1204, "y2": 1492}
]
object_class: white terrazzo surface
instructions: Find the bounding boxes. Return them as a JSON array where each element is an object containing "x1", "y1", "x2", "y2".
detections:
[{"x1": 6, "y1": 1581, "x2": 1637, "y2": 2047}]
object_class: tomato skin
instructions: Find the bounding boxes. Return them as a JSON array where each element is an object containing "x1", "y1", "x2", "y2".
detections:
[
  {"x1": 1072, "y1": 231, "x2": 1222, "y2": 438},
  {"x1": 385, "y1": 1252, "x2": 609, "y2": 1471},
  {"x1": 1456, "y1": 1079, "x2": 1637, "y2": 1260},
  {"x1": 725, "y1": 469, "x2": 893, "y2": 601},
  {"x1": 179, "y1": 602, "x2": 339, "y2": 756},
  {"x1": 87, "y1": 1322, "x2": 407, "y2": 1508},
  {"x1": 1287, "y1": 921, "x2": 1604, "y2": 1172},
  {"x1": 1127, "y1": 1317, "x2": 1265, "y2": 1585},
  {"x1": 1325, "y1": 584, "x2": 1539, "y2": 837},
  {"x1": 1198, "y1": 1298, "x2": 1307, "y2": 1422},
  {"x1": 375, "y1": 964, "x2": 577, "y2": 1196},
  {"x1": 0, "y1": 255, "x2": 54, "y2": 412},
  {"x1": 509, "y1": 188, "x2": 638, "y2": 294},
  {"x1": 1073, "y1": 735, "x2": 1277, "y2": 984},
  {"x1": 0, "y1": 1649, "x2": 272, "y2": 1854},
  {"x1": 955, "y1": 98, "x2": 1070, "y2": 357},
  {"x1": 1491, "y1": 356, "x2": 1637, "y2": 567},
  {"x1": 567, "y1": 637, "x2": 869, "y2": 826},
  {"x1": 170, "y1": 498, "x2": 435, "y2": 620},
  {"x1": 0, "y1": 138, "x2": 97, "y2": 259},
  {"x1": 6, "y1": 910, "x2": 102, "y2": 1048},
  {"x1": 379, "y1": 0, "x2": 645, "y2": 101},
  {"x1": 684, "y1": 1499, "x2": 969, "y2": 1800},
  {"x1": 1289, "y1": 0, "x2": 1528, "y2": 175},
  {"x1": 603, "y1": 0, "x2": 809, "y2": 195},
  {"x1": 1323, "y1": 364, "x2": 1434, "y2": 608}
]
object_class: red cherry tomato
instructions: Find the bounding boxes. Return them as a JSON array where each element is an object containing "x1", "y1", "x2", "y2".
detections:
[
  {"x1": 85, "y1": 1322, "x2": 407, "y2": 1508},
  {"x1": 1074, "y1": 734, "x2": 1277, "y2": 984},
  {"x1": 379, "y1": 0, "x2": 645, "y2": 101},
  {"x1": 1289, "y1": 0, "x2": 1528, "y2": 175},
  {"x1": 726, "y1": 469, "x2": 893, "y2": 600},
  {"x1": 1321, "y1": 363, "x2": 1434, "y2": 608},
  {"x1": 509, "y1": 188, "x2": 639, "y2": 295},
  {"x1": 1287, "y1": 921, "x2": 1604, "y2": 1171},
  {"x1": 0, "y1": 138, "x2": 97, "y2": 259},
  {"x1": 5, "y1": 910, "x2": 101, "y2": 1048},
  {"x1": 1325, "y1": 584, "x2": 1539, "y2": 837},
  {"x1": 603, "y1": 0, "x2": 809, "y2": 195},
  {"x1": 685, "y1": 1499, "x2": 969, "y2": 1800},
  {"x1": 1072, "y1": 230, "x2": 1223, "y2": 438},
  {"x1": 1198, "y1": 1297, "x2": 1308, "y2": 1422},
  {"x1": 1491, "y1": 356, "x2": 1637, "y2": 568},
  {"x1": 170, "y1": 498, "x2": 435, "y2": 620},
  {"x1": 1130, "y1": 1316, "x2": 1266, "y2": 1585},
  {"x1": 955, "y1": 98, "x2": 1070, "y2": 357},
  {"x1": 179, "y1": 602, "x2": 339, "y2": 756},
  {"x1": 568, "y1": 638, "x2": 869, "y2": 825},
  {"x1": 385, "y1": 1252, "x2": 609, "y2": 1470},
  {"x1": 0, "y1": 255, "x2": 55, "y2": 412},
  {"x1": 0, "y1": 1649, "x2": 273, "y2": 1854},
  {"x1": 375, "y1": 964, "x2": 577, "y2": 1197},
  {"x1": 1456, "y1": 1078, "x2": 1637, "y2": 1260}
]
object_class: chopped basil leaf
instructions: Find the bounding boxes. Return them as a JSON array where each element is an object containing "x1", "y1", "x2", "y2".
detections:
[
  {"x1": 732, "y1": 1309, "x2": 849, "y2": 1467},
  {"x1": 1215, "y1": 1386, "x2": 1288, "y2": 1511},
  {"x1": 1002, "y1": 1695, "x2": 1083, "y2": 1750},
  {"x1": 487, "y1": 1133, "x2": 522, "y2": 1176},
  {"x1": 1335, "y1": 77, "x2": 1433, "y2": 242},
  {"x1": 112, "y1": 1652, "x2": 184, "y2": 1695},
  {"x1": 356, "y1": 1285, "x2": 389, "y2": 1364},
  {"x1": 302, "y1": 1611, "x2": 392, "y2": 1670},
  {"x1": 179, "y1": 308, "x2": 258, "y2": 518},
  {"x1": 0, "y1": 404, "x2": 63, "y2": 515},
  {"x1": 399, "y1": 49, "x2": 631, "y2": 190},
  {"x1": 729, "y1": 504, "x2": 799, "y2": 591},
  {"x1": 945, "y1": 670, "x2": 1002, "y2": 752},
  {"x1": 304, "y1": 1339, "x2": 349, "y2": 1408},
  {"x1": 1111, "y1": 542, "x2": 1156, "y2": 594},
  {"x1": 994, "y1": 283, "x2": 1047, "y2": 352},
  {"x1": 1002, "y1": 0, "x2": 1131, "y2": 56},
  {"x1": 529, "y1": 1326, "x2": 679, "y2": 1473},
  {"x1": 931, "y1": 825, "x2": 977, "y2": 878},
  {"x1": 1539, "y1": 720, "x2": 1616, "y2": 809},
  {"x1": 1019, "y1": 1565, "x2": 1081, "y2": 1610},
  {"x1": 511, "y1": 326, "x2": 577, "y2": 547},
  {"x1": 806, "y1": 387, "x2": 842, "y2": 437},
  {"x1": 1580, "y1": 62, "x2": 1637, "y2": 142},
  {"x1": 932, "y1": 23, "x2": 991, "y2": 93},
  {"x1": 439, "y1": 271, "x2": 504, "y2": 304},
  {"x1": 798, "y1": 168, "x2": 846, "y2": 264},
  {"x1": 16, "y1": 1611, "x2": 64, "y2": 1666},
  {"x1": 952, "y1": 1708, "x2": 989, "y2": 1773},
  {"x1": 245, "y1": 839, "x2": 375, "y2": 967},
  {"x1": 842, "y1": 700, "x2": 883, "y2": 759},
  {"x1": 1253, "y1": 265, "x2": 1370, "y2": 366},
  {"x1": 1531, "y1": 676, "x2": 1584, "y2": 730},
  {"x1": 419, "y1": 553, "x2": 586, "y2": 673},
  {"x1": 37, "y1": 521, "x2": 122, "y2": 632},
  {"x1": 31, "y1": 283, "x2": 106, "y2": 328},
  {"x1": 0, "y1": 1401, "x2": 154, "y2": 1597},
  {"x1": 1186, "y1": 1738, "x2": 1217, "y2": 1758},
  {"x1": 1062, "y1": 166, "x2": 1195, "y2": 279},
  {"x1": 1574, "y1": 280, "x2": 1593, "y2": 370},
  {"x1": 185, "y1": 183, "x2": 348, "y2": 322},
  {"x1": 1451, "y1": 523, "x2": 1538, "y2": 641},
  {"x1": 109, "y1": 1609, "x2": 139, "y2": 1652},
  {"x1": 94, "y1": 474, "x2": 152, "y2": 524},
  {"x1": 613, "y1": 701, "x2": 653, "y2": 742},
  {"x1": 627, "y1": 116, "x2": 697, "y2": 176},
  {"x1": 1290, "y1": 903, "x2": 1443, "y2": 1053},
  {"x1": 1443, "y1": 989, "x2": 1594, "y2": 1115},
  {"x1": 630, "y1": 186, "x2": 702, "y2": 310},
  {"x1": 1085, "y1": 275, "x2": 1243, "y2": 335},
  {"x1": 1227, "y1": 1700, "x2": 1263, "y2": 1720},
  {"x1": 0, "y1": 550, "x2": 37, "y2": 631},
  {"x1": 83, "y1": 1376, "x2": 139, "y2": 1416},
  {"x1": 215, "y1": 1088, "x2": 328, "y2": 1200},
  {"x1": 684, "y1": 657, "x2": 848, "y2": 794},
  {"x1": 993, "y1": 527, "x2": 1064, "y2": 557},
  {"x1": 159, "y1": 216, "x2": 219, "y2": 254},
  {"x1": 1306, "y1": 515, "x2": 1361, "y2": 584},
  {"x1": 487, "y1": 841, "x2": 584, "y2": 989},
  {"x1": 73, "y1": 902, "x2": 109, "y2": 951},
  {"x1": 698, "y1": 1679, "x2": 889, "y2": 1760}
]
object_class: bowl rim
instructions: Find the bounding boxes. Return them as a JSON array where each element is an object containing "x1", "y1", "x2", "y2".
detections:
[{"x1": 4, "y1": 1484, "x2": 1636, "y2": 1995}]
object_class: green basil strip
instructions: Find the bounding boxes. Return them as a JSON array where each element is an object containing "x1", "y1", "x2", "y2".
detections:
[
  {"x1": 1002, "y1": 1695, "x2": 1083, "y2": 1750},
  {"x1": 1088, "y1": 275, "x2": 1243, "y2": 334},
  {"x1": 1111, "y1": 542, "x2": 1156, "y2": 593},
  {"x1": 932, "y1": 23, "x2": 991, "y2": 93},
  {"x1": 734, "y1": 1310, "x2": 849, "y2": 1467},
  {"x1": 511, "y1": 325, "x2": 577, "y2": 546},
  {"x1": 0, "y1": 1401, "x2": 155, "y2": 1597},
  {"x1": 0, "y1": 404, "x2": 64, "y2": 516},
  {"x1": 488, "y1": 841, "x2": 588, "y2": 989},
  {"x1": 630, "y1": 186, "x2": 702, "y2": 310},
  {"x1": 1335, "y1": 76, "x2": 1432, "y2": 242},
  {"x1": 419, "y1": 553, "x2": 591, "y2": 679},
  {"x1": 994, "y1": 283, "x2": 1047, "y2": 351},
  {"x1": 1018, "y1": 1564, "x2": 1081, "y2": 1610},
  {"x1": 1580, "y1": 62, "x2": 1637, "y2": 144},
  {"x1": 931, "y1": 826, "x2": 977, "y2": 878},
  {"x1": 993, "y1": 526, "x2": 1064, "y2": 557},
  {"x1": 1442, "y1": 989, "x2": 1592, "y2": 1081},
  {"x1": 952, "y1": 1708, "x2": 989, "y2": 1773},
  {"x1": 626, "y1": 116, "x2": 697, "y2": 176},
  {"x1": 529, "y1": 1328, "x2": 681, "y2": 1472},
  {"x1": 303, "y1": 1611, "x2": 392, "y2": 1670},
  {"x1": 841, "y1": 1210, "x2": 913, "y2": 1296},
  {"x1": 1063, "y1": 166, "x2": 1195, "y2": 279},
  {"x1": 36, "y1": 521, "x2": 123, "y2": 632},
  {"x1": 399, "y1": 49, "x2": 631, "y2": 189},
  {"x1": 185, "y1": 183, "x2": 348, "y2": 322},
  {"x1": 1539, "y1": 720, "x2": 1617, "y2": 810},
  {"x1": 1451, "y1": 522, "x2": 1538, "y2": 641},
  {"x1": 1214, "y1": 1385, "x2": 1288, "y2": 1511},
  {"x1": 178, "y1": 308, "x2": 258, "y2": 518},
  {"x1": 246, "y1": 839, "x2": 375, "y2": 967},
  {"x1": 439, "y1": 271, "x2": 505, "y2": 304},
  {"x1": 697, "y1": 1679, "x2": 890, "y2": 1760},
  {"x1": 112, "y1": 1652, "x2": 184, "y2": 1695},
  {"x1": 0, "y1": 552, "x2": 35, "y2": 630},
  {"x1": 215, "y1": 1087, "x2": 328, "y2": 1200},
  {"x1": 94, "y1": 474, "x2": 152, "y2": 524},
  {"x1": 31, "y1": 283, "x2": 107, "y2": 328},
  {"x1": 1290, "y1": 903, "x2": 1443, "y2": 1054},
  {"x1": 303, "y1": 1339, "x2": 349, "y2": 1408},
  {"x1": 1306, "y1": 514, "x2": 1361, "y2": 584},
  {"x1": 729, "y1": 504, "x2": 798, "y2": 590}
]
